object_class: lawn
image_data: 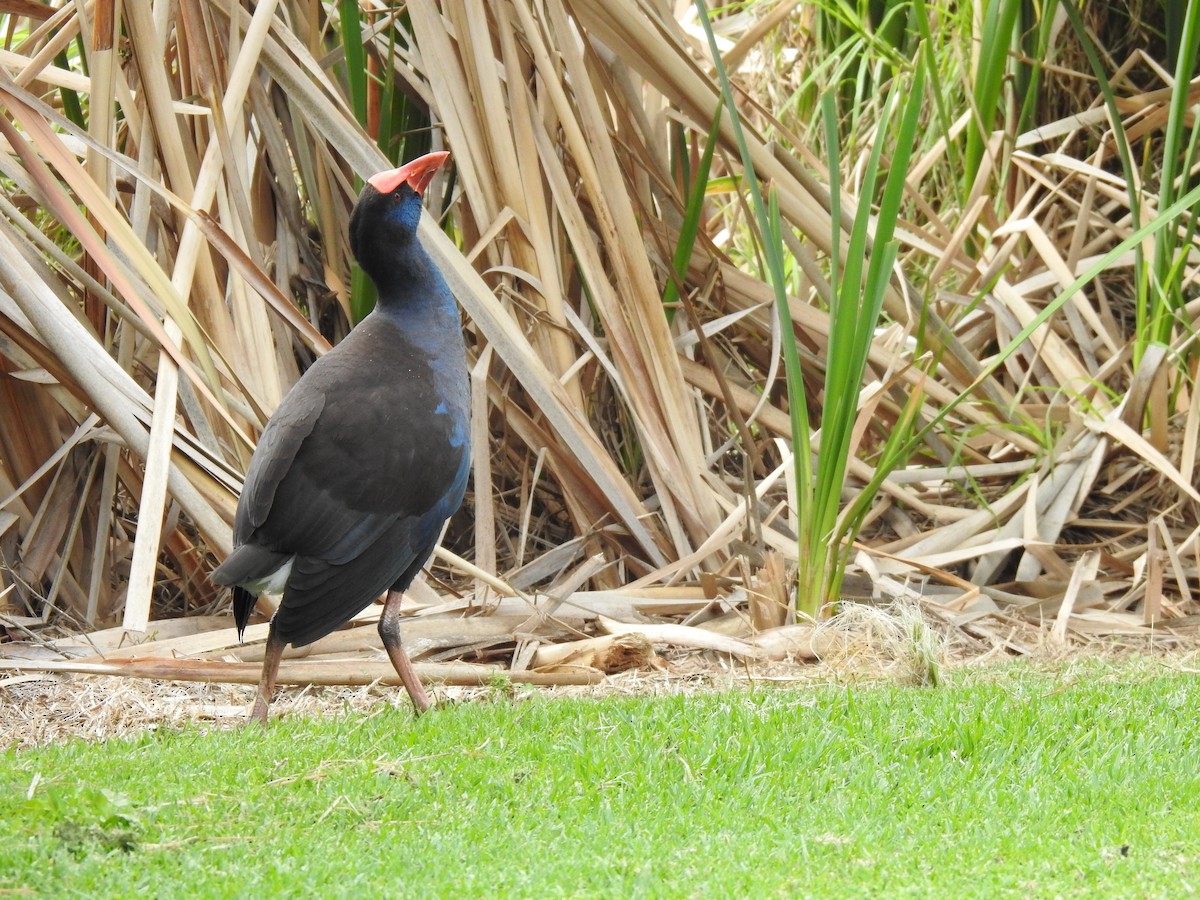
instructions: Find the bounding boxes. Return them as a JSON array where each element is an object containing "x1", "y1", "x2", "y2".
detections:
[{"x1": 2, "y1": 659, "x2": 1198, "y2": 897}]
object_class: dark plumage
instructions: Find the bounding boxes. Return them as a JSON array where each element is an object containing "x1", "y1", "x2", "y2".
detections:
[{"x1": 212, "y1": 151, "x2": 468, "y2": 722}]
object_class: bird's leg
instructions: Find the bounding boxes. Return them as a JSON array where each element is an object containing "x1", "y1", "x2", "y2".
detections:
[
  {"x1": 250, "y1": 621, "x2": 287, "y2": 724},
  {"x1": 379, "y1": 589, "x2": 432, "y2": 713}
]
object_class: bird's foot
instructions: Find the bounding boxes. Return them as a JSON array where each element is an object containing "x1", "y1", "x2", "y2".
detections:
[
  {"x1": 408, "y1": 686, "x2": 435, "y2": 715},
  {"x1": 248, "y1": 699, "x2": 270, "y2": 725}
]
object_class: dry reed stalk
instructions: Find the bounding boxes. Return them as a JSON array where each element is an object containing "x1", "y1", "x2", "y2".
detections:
[{"x1": 0, "y1": 655, "x2": 605, "y2": 686}]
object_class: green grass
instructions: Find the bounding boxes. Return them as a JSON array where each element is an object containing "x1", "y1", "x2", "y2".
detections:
[{"x1": 3, "y1": 661, "x2": 1199, "y2": 897}]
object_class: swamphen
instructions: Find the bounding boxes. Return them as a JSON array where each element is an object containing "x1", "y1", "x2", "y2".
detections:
[{"x1": 212, "y1": 151, "x2": 469, "y2": 723}]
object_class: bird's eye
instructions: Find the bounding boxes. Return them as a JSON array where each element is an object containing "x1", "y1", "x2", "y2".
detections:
[{"x1": 392, "y1": 192, "x2": 403, "y2": 202}]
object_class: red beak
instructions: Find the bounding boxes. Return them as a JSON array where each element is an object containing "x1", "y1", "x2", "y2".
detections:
[{"x1": 367, "y1": 151, "x2": 451, "y2": 196}]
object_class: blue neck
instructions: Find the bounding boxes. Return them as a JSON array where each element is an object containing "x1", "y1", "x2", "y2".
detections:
[{"x1": 369, "y1": 240, "x2": 458, "y2": 341}]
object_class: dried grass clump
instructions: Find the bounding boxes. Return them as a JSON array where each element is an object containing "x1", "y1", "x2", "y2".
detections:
[
  {"x1": 816, "y1": 602, "x2": 948, "y2": 687},
  {"x1": 0, "y1": 676, "x2": 254, "y2": 750}
]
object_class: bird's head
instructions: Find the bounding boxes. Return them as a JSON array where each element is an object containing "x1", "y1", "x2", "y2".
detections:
[{"x1": 349, "y1": 151, "x2": 450, "y2": 279}]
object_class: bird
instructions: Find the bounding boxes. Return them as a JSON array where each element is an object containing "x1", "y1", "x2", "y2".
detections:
[{"x1": 212, "y1": 151, "x2": 469, "y2": 723}]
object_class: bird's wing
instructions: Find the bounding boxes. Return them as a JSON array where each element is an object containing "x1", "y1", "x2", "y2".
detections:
[
  {"x1": 234, "y1": 389, "x2": 325, "y2": 543},
  {"x1": 235, "y1": 358, "x2": 466, "y2": 568}
]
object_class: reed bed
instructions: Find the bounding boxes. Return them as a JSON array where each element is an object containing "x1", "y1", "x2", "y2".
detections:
[{"x1": 1, "y1": 1, "x2": 1198, "y2": 693}]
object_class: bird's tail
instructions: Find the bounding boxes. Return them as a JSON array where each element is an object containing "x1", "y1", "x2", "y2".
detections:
[{"x1": 232, "y1": 587, "x2": 258, "y2": 641}]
